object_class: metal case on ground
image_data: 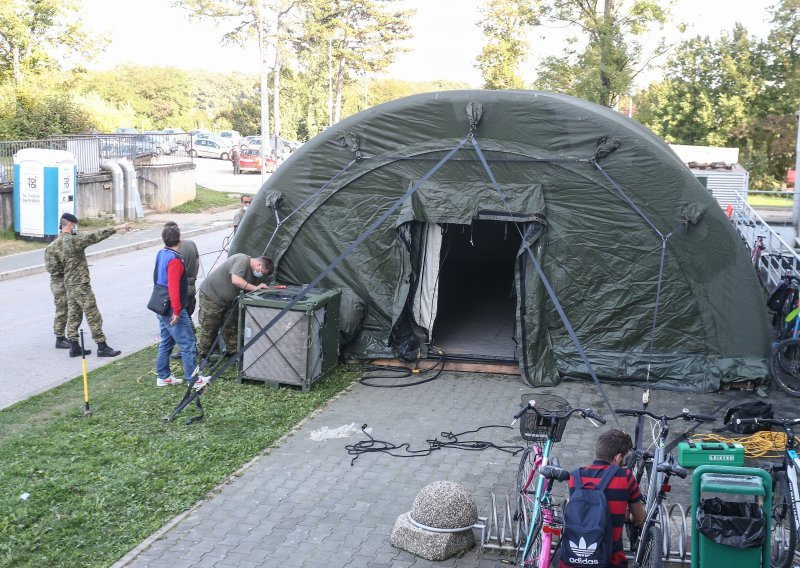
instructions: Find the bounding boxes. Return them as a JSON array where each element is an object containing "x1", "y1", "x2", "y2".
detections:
[
  {"x1": 677, "y1": 441, "x2": 746, "y2": 468},
  {"x1": 238, "y1": 286, "x2": 341, "y2": 390}
]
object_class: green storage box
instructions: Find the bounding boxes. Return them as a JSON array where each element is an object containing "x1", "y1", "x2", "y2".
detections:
[
  {"x1": 238, "y1": 286, "x2": 341, "y2": 390},
  {"x1": 678, "y1": 441, "x2": 745, "y2": 468}
]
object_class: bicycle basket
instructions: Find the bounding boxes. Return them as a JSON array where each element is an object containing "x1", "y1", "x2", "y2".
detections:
[{"x1": 519, "y1": 394, "x2": 572, "y2": 442}]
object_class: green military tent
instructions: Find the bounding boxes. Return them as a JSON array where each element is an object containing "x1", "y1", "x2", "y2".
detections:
[{"x1": 231, "y1": 90, "x2": 770, "y2": 392}]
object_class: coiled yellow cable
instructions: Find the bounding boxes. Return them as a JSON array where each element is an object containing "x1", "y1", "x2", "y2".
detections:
[{"x1": 689, "y1": 431, "x2": 788, "y2": 458}]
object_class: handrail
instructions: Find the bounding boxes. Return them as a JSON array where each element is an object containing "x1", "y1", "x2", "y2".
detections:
[{"x1": 730, "y1": 191, "x2": 800, "y2": 289}]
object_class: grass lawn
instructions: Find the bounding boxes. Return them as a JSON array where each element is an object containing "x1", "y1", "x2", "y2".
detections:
[
  {"x1": 0, "y1": 229, "x2": 47, "y2": 256},
  {"x1": 171, "y1": 185, "x2": 241, "y2": 214},
  {"x1": 0, "y1": 347, "x2": 360, "y2": 567},
  {"x1": 748, "y1": 192, "x2": 794, "y2": 207}
]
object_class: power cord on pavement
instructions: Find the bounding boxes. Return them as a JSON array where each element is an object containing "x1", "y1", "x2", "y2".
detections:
[
  {"x1": 345, "y1": 423, "x2": 524, "y2": 466},
  {"x1": 358, "y1": 350, "x2": 446, "y2": 388}
]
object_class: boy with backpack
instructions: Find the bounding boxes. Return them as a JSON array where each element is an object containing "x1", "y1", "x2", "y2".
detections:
[{"x1": 559, "y1": 428, "x2": 646, "y2": 568}]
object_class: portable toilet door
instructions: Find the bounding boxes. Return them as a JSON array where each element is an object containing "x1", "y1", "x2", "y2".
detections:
[{"x1": 13, "y1": 149, "x2": 76, "y2": 241}]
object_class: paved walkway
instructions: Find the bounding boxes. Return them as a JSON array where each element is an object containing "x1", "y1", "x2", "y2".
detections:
[{"x1": 115, "y1": 372, "x2": 789, "y2": 568}]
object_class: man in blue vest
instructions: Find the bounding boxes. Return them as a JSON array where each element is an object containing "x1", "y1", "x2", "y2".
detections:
[{"x1": 153, "y1": 223, "x2": 205, "y2": 387}]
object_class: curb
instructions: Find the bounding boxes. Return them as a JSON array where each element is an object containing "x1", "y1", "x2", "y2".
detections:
[{"x1": 0, "y1": 225, "x2": 229, "y2": 282}]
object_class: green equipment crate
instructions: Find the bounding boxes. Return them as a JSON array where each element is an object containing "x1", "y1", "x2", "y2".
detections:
[
  {"x1": 691, "y1": 465, "x2": 771, "y2": 568},
  {"x1": 238, "y1": 286, "x2": 341, "y2": 390},
  {"x1": 678, "y1": 441, "x2": 745, "y2": 468}
]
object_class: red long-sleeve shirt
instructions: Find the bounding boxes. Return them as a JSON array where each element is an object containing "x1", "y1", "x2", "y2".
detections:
[{"x1": 167, "y1": 257, "x2": 185, "y2": 316}]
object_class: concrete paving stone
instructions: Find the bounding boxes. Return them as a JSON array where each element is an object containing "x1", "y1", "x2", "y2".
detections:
[{"x1": 121, "y1": 372, "x2": 796, "y2": 568}]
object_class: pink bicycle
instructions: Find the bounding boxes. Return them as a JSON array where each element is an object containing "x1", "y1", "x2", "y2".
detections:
[{"x1": 513, "y1": 394, "x2": 606, "y2": 566}]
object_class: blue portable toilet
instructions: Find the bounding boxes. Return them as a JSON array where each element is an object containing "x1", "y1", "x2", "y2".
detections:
[{"x1": 13, "y1": 149, "x2": 77, "y2": 241}]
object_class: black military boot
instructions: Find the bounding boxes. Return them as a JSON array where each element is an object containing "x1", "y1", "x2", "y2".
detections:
[
  {"x1": 55, "y1": 336, "x2": 70, "y2": 349},
  {"x1": 69, "y1": 340, "x2": 92, "y2": 357},
  {"x1": 96, "y1": 342, "x2": 121, "y2": 357}
]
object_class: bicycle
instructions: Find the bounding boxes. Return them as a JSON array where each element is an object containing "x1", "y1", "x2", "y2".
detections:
[
  {"x1": 752, "y1": 234, "x2": 767, "y2": 268},
  {"x1": 512, "y1": 393, "x2": 606, "y2": 567},
  {"x1": 770, "y1": 336, "x2": 800, "y2": 397},
  {"x1": 615, "y1": 402, "x2": 715, "y2": 568},
  {"x1": 736, "y1": 415, "x2": 800, "y2": 568}
]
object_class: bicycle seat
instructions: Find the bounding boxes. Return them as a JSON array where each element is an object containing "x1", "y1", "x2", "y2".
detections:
[
  {"x1": 540, "y1": 464, "x2": 570, "y2": 482},
  {"x1": 656, "y1": 455, "x2": 688, "y2": 479}
]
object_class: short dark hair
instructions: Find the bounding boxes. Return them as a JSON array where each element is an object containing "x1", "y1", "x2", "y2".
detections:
[
  {"x1": 60, "y1": 213, "x2": 78, "y2": 227},
  {"x1": 162, "y1": 224, "x2": 181, "y2": 248},
  {"x1": 259, "y1": 256, "x2": 274, "y2": 275},
  {"x1": 164, "y1": 221, "x2": 178, "y2": 228},
  {"x1": 241, "y1": 195, "x2": 253, "y2": 203},
  {"x1": 596, "y1": 428, "x2": 633, "y2": 463}
]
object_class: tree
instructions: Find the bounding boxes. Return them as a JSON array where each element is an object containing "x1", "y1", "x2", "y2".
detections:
[
  {"x1": 176, "y1": 0, "x2": 301, "y2": 160},
  {"x1": 475, "y1": 0, "x2": 539, "y2": 90},
  {"x1": 535, "y1": 0, "x2": 669, "y2": 107},
  {"x1": 0, "y1": 0, "x2": 102, "y2": 86},
  {"x1": 635, "y1": 24, "x2": 793, "y2": 188},
  {"x1": 305, "y1": 0, "x2": 414, "y2": 123},
  {"x1": 77, "y1": 65, "x2": 194, "y2": 129},
  {"x1": 0, "y1": 78, "x2": 95, "y2": 139}
]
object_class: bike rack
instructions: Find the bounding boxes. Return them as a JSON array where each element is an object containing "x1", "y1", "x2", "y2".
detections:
[
  {"x1": 479, "y1": 491, "x2": 694, "y2": 564},
  {"x1": 475, "y1": 492, "x2": 520, "y2": 554}
]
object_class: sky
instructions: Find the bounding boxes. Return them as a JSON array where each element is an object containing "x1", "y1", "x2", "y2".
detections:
[{"x1": 81, "y1": 0, "x2": 776, "y2": 88}]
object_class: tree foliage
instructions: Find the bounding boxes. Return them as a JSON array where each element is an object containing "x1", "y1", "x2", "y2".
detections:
[
  {"x1": 0, "y1": 78, "x2": 96, "y2": 140},
  {"x1": 475, "y1": 0, "x2": 539, "y2": 89},
  {"x1": 636, "y1": 1, "x2": 799, "y2": 189},
  {"x1": 304, "y1": 0, "x2": 414, "y2": 123},
  {"x1": 0, "y1": 0, "x2": 103, "y2": 85},
  {"x1": 534, "y1": 0, "x2": 669, "y2": 107}
]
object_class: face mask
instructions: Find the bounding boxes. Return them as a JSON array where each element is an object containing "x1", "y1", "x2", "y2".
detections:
[
  {"x1": 243, "y1": 205, "x2": 249, "y2": 211},
  {"x1": 253, "y1": 270, "x2": 263, "y2": 278},
  {"x1": 70, "y1": 225, "x2": 78, "y2": 235}
]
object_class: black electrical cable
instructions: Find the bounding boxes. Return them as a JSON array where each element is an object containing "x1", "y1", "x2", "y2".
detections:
[
  {"x1": 358, "y1": 350, "x2": 446, "y2": 388},
  {"x1": 345, "y1": 423, "x2": 524, "y2": 466}
]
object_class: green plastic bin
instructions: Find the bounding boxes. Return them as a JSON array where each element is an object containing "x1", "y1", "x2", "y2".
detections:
[{"x1": 691, "y1": 465, "x2": 771, "y2": 568}]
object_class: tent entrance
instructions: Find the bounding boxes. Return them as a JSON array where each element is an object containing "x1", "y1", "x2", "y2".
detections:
[{"x1": 428, "y1": 221, "x2": 521, "y2": 361}]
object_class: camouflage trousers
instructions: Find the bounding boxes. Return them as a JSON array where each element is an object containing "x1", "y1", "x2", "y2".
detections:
[
  {"x1": 65, "y1": 282, "x2": 107, "y2": 343},
  {"x1": 50, "y1": 276, "x2": 69, "y2": 336},
  {"x1": 186, "y1": 281, "x2": 197, "y2": 318},
  {"x1": 197, "y1": 292, "x2": 238, "y2": 357}
]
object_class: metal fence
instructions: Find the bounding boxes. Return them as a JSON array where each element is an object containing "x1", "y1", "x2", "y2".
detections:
[
  {"x1": 0, "y1": 133, "x2": 193, "y2": 185},
  {"x1": 729, "y1": 190, "x2": 800, "y2": 290}
]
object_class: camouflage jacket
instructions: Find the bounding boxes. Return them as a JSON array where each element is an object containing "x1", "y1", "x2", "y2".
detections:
[
  {"x1": 44, "y1": 236, "x2": 64, "y2": 279},
  {"x1": 60, "y1": 227, "x2": 117, "y2": 285}
]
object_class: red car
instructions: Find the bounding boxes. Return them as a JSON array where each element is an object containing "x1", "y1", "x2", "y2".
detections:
[{"x1": 238, "y1": 148, "x2": 277, "y2": 173}]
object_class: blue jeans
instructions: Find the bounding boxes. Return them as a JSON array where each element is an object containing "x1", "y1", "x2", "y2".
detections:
[{"x1": 156, "y1": 310, "x2": 197, "y2": 381}]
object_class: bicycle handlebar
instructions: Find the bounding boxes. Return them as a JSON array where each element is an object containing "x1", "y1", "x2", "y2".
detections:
[
  {"x1": 736, "y1": 417, "x2": 800, "y2": 427},
  {"x1": 615, "y1": 408, "x2": 716, "y2": 423},
  {"x1": 513, "y1": 402, "x2": 606, "y2": 424}
]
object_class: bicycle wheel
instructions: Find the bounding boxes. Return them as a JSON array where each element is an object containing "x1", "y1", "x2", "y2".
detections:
[
  {"x1": 515, "y1": 448, "x2": 542, "y2": 565},
  {"x1": 640, "y1": 524, "x2": 663, "y2": 568},
  {"x1": 770, "y1": 471, "x2": 797, "y2": 568},
  {"x1": 771, "y1": 338, "x2": 800, "y2": 397}
]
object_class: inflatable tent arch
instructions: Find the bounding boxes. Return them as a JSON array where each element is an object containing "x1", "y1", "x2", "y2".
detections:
[{"x1": 231, "y1": 90, "x2": 770, "y2": 392}]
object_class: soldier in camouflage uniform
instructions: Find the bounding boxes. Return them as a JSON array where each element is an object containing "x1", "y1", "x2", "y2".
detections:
[
  {"x1": 58, "y1": 213, "x2": 131, "y2": 357},
  {"x1": 197, "y1": 253, "x2": 273, "y2": 363},
  {"x1": 44, "y1": 234, "x2": 74, "y2": 351}
]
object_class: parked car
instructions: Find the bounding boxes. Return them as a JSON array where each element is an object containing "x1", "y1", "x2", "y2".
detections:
[
  {"x1": 142, "y1": 131, "x2": 176, "y2": 155},
  {"x1": 115, "y1": 127, "x2": 138, "y2": 134},
  {"x1": 188, "y1": 138, "x2": 231, "y2": 160},
  {"x1": 239, "y1": 147, "x2": 277, "y2": 173},
  {"x1": 219, "y1": 130, "x2": 241, "y2": 146}
]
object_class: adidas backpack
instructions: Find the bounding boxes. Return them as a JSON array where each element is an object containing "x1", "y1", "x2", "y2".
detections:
[{"x1": 561, "y1": 464, "x2": 618, "y2": 567}]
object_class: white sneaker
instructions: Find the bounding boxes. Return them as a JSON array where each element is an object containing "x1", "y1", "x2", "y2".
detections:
[
  {"x1": 192, "y1": 375, "x2": 211, "y2": 390},
  {"x1": 157, "y1": 375, "x2": 184, "y2": 387}
]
